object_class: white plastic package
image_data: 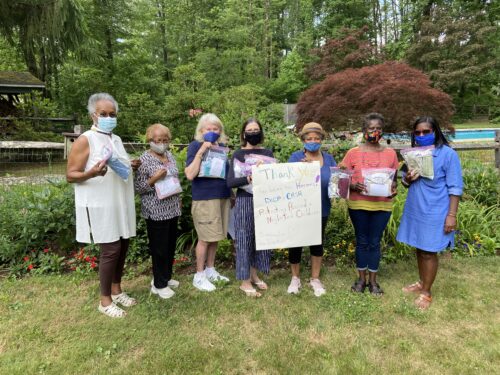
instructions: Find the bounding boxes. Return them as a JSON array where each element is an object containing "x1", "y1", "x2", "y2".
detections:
[
  {"x1": 198, "y1": 145, "x2": 228, "y2": 179},
  {"x1": 401, "y1": 145, "x2": 434, "y2": 179},
  {"x1": 328, "y1": 167, "x2": 353, "y2": 199},
  {"x1": 361, "y1": 168, "x2": 396, "y2": 197},
  {"x1": 154, "y1": 161, "x2": 182, "y2": 199},
  {"x1": 233, "y1": 154, "x2": 277, "y2": 194}
]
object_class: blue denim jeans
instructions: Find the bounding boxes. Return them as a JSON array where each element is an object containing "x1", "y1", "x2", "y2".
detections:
[{"x1": 348, "y1": 209, "x2": 392, "y2": 272}]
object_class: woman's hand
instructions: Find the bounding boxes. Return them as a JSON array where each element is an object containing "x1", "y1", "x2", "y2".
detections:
[
  {"x1": 404, "y1": 169, "x2": 420, "y2": 184},
  {"x1": 350, "y1": 182, "x2": 366, "y2": 193},
  {"x1": 444, "y1": 215, "x2": 457, "y2": 233},
  {"x1": 247, "y1": 175, "x2": 253, "y2": 184},
  {"x1": 88, "y1": 161, "x2": 108, "y2": 178},
  {"x1": 199, "y1": 141, "x2": 212, "y2": 154},
  {"x1": 389, "y1": 181, "x2": 398, "y2": 198},
  {"x1": 130, "y1": 159, "x2": 142, "y2": 171},
  {"x1": 148, "y1": 168, "x2": 167, "y2": 186}
]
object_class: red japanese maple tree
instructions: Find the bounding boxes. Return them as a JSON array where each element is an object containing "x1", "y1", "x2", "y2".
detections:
[{"x1": 296, "y1": 62, "x2": 454, "y2": 133}]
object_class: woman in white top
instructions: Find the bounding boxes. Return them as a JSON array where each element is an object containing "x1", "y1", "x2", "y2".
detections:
[{"x1": 67, "y1": 93, "x2": 139, "y2": 318}]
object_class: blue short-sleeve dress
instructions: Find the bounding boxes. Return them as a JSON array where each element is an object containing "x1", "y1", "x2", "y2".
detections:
[{"x1": 396, "y1": 145, "x2": 463, "y2": 252}]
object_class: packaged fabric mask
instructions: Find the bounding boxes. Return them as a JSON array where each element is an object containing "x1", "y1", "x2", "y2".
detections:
[
  {"x1": 233, "y1": 154, "x2": 277, "y2": 194},
  {"x1": 198, "y1": 145, "x2": 228, "y2": 179},
  {"x1": 361, "y1": 168, "x2": 395, "y2": 197},
  {"x1": 155, "y1": 161, "x2": 182, "y2": 199},
  {"x1": 401, "y1": 145, "x2": 434, "y2": 179},
  {"x1": 101, "y1": 144, "x2": 131, "y2": 180},
  {"x1": 328, "y1": 167, "x2": 353, "y2": 199}
]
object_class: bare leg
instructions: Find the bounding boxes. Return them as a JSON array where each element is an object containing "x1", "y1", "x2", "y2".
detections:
[
  {"x1": 418, "y1": 249, "x2": 438, "y2": 296},
  {"x1": 358, "y1": 269, "x2": 367, "y2": 283},
  {"x1": 311, "y1": 256, "x2": 322, "y2": 279},
  {"x1": 195, "y1": 240, "x2": 209, "y2": 273},
  {"x1": 206, "y1": 241, "x2": 218, "y2": 268},
  {"x1": 368, "y1": 271, "x2": 377, "y2": 285},
  {"x1": 291, "y1": 263, "x2": 300, "y2": 278}
]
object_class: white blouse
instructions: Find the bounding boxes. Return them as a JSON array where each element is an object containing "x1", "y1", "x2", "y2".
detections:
[{"x1": 74, "y1": 129, "x2": 136, "y2": 244}]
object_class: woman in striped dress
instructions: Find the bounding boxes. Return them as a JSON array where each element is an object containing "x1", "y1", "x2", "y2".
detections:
[{"x1": 227, "y1": 119, "x2": 273, "y2": 297}]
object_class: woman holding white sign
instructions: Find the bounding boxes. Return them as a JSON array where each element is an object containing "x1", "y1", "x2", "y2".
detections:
[
  {"x1": 135, "y1": 124, "x2": 181, "y2": 299},
  {"x1": 341, "y1": 113, "x2": 398, "y2": 296},
  {"x1": 227, "y1": 119, "x2": 275, "y2": 297},
  {"x1": 287, "y1": 122, "x2": 337, "y2": 297},
  {"x1": 185, "y1": 114, "x2": 231, "y2": 292}
]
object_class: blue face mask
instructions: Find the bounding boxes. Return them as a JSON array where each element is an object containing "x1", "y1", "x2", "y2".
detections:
[
  {"x1": 415, "y1": 132, "x2": 435, "y2": 146},
  {"x1": 97, "y1": 116, "x2": 117, "y2": 133},
  {"x1": 203, "y1": 131, "x2": 220, "y2": 143},
  {"x1": 304, "y1": 142, "x2": 321, "y2": 152}
]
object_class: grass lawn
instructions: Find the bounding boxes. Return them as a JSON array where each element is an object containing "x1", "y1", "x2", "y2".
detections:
[{"x1": 1, "y1": 257, "x2": 499, "y2": 374}]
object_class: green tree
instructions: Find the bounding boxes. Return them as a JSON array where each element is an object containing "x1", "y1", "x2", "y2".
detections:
[
  {"x1": 268, "y1": 49, "x2": 307, "y2": 102},
  {"x1": 0, "y1": 0, "x2": 85, "y2": 88}
]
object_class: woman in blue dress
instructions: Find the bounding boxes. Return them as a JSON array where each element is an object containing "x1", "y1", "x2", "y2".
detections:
[{"x1": 396, "y1": 116, "x2": 463, "y2": 310}]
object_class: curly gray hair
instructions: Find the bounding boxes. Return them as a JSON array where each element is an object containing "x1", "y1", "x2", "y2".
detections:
[{"x1": 87, "y1": 93, "x2": 119, "y2": 114}]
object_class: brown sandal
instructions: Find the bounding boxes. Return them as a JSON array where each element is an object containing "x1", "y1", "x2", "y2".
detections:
[
  {"x1": 402, "y1": 281, "x2": 423, "y2": 294},
  {"x1": 414, "y1": 293, "x2": 432, "y2": 310}
]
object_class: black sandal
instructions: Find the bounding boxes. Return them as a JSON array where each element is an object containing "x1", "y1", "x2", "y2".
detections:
[
  {"x1": 351, "y1": 279, "x2": 366, "y2": 293},
  {"x1": 368, "y1": 282, "x2": 384, "y2": 296}
]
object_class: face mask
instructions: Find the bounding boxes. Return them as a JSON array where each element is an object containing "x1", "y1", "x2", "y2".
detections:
[
  {"x1": 365, "y1": 130, "x2": 382, "y2": 144},
  {"x1": 203, "y1": 131, "x2": 220, "y2": 143},
  {"x1": 244, "y1": 131, "x2": 262, "y2": 146},
  {"x1": 150, "y1": 142, "x2": 168, "y2": 154},
  {"x1": 415, "y1": 132, "x2": 435, "y2": 146},
  {"x1": 96, "y1": 116, "x2": 117, "y2": 133},
  {"x1": 304, "y1": 142, "x2": 321, "y2": 152}
]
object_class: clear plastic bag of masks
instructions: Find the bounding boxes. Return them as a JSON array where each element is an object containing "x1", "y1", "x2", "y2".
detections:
[
  {"x1": 400, "y1": 145, "x2": 434, "y2": 180},
  {"x1": 198, "y1": 145, "x2": 229, "y2": 179},
  {"x1": 360, "y1": 168, "x2": 395, "y2": 197}
]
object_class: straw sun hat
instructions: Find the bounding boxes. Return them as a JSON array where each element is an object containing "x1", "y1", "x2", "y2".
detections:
[{"x1": 299, "y1": 122, "x2": 327, "y2": 139}]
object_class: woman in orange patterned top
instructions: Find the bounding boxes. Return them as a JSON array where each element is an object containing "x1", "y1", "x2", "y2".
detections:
[{"x1": 341, "y1": 113, "x2": 399, "y2": 295}]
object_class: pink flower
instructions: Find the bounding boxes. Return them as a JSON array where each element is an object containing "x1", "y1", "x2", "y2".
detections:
[
  {"x1": 23, "y1": 256, "x2": 30, "y2": 262},
  {"x1": 27, "y1": 264, "x2": 34, "y2": 270}
]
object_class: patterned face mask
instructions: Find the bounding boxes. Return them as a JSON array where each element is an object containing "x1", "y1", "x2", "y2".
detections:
[{"x1": 365, "y1": 129, "x2": 382, "y2": 144}]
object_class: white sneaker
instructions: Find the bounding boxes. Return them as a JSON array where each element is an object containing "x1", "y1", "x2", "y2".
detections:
[
  {"x1": 151, "y1": 285, "x2": 175, "y2": 299},
  {"x1": 151, "y1": 279, "x2": 179, "y2": 289},
  {"x1": 193, "y1": 273, "x2": 216, "y2": 291},
  {"x1": 168, "y1": 279, "x2": 180, "y2": 288},
  {"x1": 205, "y1": 269, "x2": 229, "y2": 283},
  {"x1": 287, "y1": 276, "x2": 301, "y2": 294},
  {"x1": 309, "y1": 278, "x2": 326, "y2": 297}
]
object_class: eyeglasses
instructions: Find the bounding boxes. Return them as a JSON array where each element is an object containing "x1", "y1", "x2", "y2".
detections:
[{"x1": 414, "y1": 129, "x2": 433, "y2": 136}]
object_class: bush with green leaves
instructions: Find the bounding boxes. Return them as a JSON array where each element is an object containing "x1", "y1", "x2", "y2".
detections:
[{"x1": 0, "y1": 182, "x2": 75, "y2": 267}]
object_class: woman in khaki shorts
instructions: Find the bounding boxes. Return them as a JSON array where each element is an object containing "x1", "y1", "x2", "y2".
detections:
[{"x1": 185, "y1": 113, "x2": 231, "y2": 291}]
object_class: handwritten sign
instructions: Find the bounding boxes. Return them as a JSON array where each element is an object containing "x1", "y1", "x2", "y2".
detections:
[{"x1": 252, "y1": 162, "x2": 322, "y2": 250}]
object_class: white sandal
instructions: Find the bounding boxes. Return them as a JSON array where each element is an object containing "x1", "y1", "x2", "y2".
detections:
[
  {"x1": 98, "y1": 302, "x2": 126, "y2": 318},
  {"x1": 111, "y1": 292, "x2": 137, "y2": 307}
]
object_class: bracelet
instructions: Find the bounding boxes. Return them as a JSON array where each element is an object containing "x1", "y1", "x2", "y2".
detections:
[{"x1": 447, "y1": 213, "x2": 456, "y2": 217}]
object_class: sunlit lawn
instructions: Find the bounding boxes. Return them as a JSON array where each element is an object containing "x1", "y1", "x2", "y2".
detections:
[{"x1": 1, "y1": 256, "x2": 499, "y2": 374}]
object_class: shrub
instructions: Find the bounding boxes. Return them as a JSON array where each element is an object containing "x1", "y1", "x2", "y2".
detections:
[
  {"x1": 0, "y1": 182, "x2": 75, "y2": 266},
  {"x1": 296, "y1": 61, "x2": 454, "y2": 133}
]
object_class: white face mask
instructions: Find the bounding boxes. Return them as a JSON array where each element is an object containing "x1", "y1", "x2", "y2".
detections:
[{"x1": 150, "y1": 142, "x2": 168, "y2": 154}]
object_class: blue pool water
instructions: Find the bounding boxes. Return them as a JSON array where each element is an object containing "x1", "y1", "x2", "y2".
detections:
[
  {"x1": 385, "y1": 129, "x2": 497, "y2": 142},
  {"x1": 449, "y1": 129, "x2": 496, "y2": 141}
]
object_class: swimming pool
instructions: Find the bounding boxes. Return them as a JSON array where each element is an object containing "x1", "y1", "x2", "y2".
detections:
[
  {"x1": 385, "y1": 128, "x2": 497, "y2": 142},
  {"x1": 448, "y1": 129, "x2": 497, "y2": 141}
]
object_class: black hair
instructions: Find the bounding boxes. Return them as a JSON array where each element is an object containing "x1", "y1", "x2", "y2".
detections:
[
  {"x1": 240, "y1": 118, "x2": 264, "y2": 146},
  {"x1": 410, "y1": 116, "x2": 448, "y2": 147},
  {"x1": 362, "y1": 113, "x2": 385, "y2": 132}
]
